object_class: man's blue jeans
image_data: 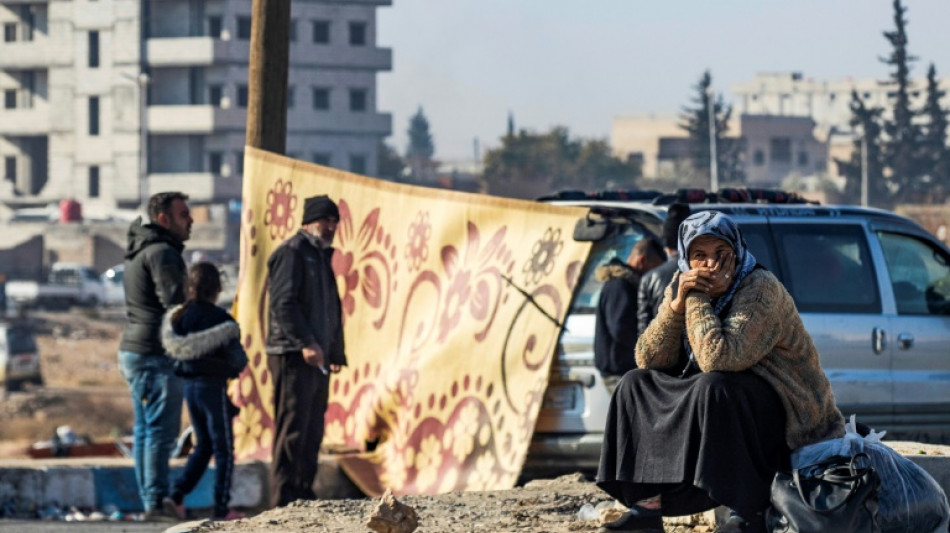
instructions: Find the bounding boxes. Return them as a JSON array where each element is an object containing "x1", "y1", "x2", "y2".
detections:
[{"x1": 118, "y1": 350, "x2": 183, "y2": 511}]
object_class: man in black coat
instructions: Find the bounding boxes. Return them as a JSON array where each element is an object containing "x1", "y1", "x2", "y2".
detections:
[
  {"x1": 594, "y1": 237, "x2": 665, "y2": 394},
  {"x1": 637, "y1": 203, "x2": 691, "y2": 337},
  {"x1": 266, "y1": 194, "x2": 347, "y2": 508},
  {"x1": 118, "y1": 191, "x2": 192, "y2": 519}
]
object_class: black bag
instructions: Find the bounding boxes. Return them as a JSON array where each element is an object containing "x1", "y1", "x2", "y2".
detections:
[{"x1": 766, "y1": 452, "x2": 880, "y2": 533}]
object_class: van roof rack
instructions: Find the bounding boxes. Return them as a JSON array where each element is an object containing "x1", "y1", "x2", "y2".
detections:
[
  {"x1": 652, "y1": 187, "x2": 818, "y2": 206},
  {"x1": 536, "y1": 189, "x2": 663, "y2": 202}
]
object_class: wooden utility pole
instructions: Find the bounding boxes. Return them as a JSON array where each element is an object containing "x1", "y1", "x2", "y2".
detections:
[{"x1": 245, "y1": 0, "x2": 290, "y2": 153}]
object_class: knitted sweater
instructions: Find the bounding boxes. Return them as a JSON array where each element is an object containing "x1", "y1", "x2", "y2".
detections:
[{"x1": 635, "y1": 268, "x2": 845, "y2": 450}]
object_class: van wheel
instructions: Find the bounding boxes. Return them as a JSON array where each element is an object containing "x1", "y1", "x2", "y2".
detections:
[{"x1": 5, "y1": 379, "x2": 22, "y2": 393}]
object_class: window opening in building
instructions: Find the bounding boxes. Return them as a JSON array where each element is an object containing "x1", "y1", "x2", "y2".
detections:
[
  {"x1": 753, "y1": 149, "x2": 765, "y2": 166},
  {"x1": 88, "y1": 166, "x2": 100, "y2": 198},
  {"x1": 313, "y1": 152, "x2": 331, "y2": 166},
  {"x1": 349, "y1": 21, "x2": 366, "y2": 46},
  {"x1": 237, "y1": 16, "x2": 252, "y2": 40},
  {"x1": 88, "y1": 96, "x2": 100, "y2": 136},
  {"x1": 4, "y1": 156, "x2": 15, "y2": 183},
  {"x1": 209, "y1": 85, "x2": 223, "y2": 107},
  {"x1": 289, "y1": 19, "x2": 297, "y2": 42},
  {"x1": 208, "y1": 16, "x2": 223, "y2": 38},
  {"x1": 237, "y1": 84, "x2": 248, "y2": 108},
  {"x1": 287, "y1": 86, "x2": 295, "y2": 108},
  {"x1": 3, "y1": 23, "x2": 15, "y2": 43},
  {"x1": 769, "y1": 137, "x2": 791, "y2": 163},
  {"x1": 312, "y1": 87, "x2": 329, "y2": 110},
  {"x1": 4, "y1": 89, "x2": 15, "y2": 109},
  {"x1": 312, "y1": 20, "x2": 330, "y2": 44},
  {"x1": 22, "y1": 71, "x2": 34, "y2": 109},
  {"x1": 350, "y1": 154, "x2": 367, "y2": 174},
  {"x1": 20, "y1": 5, "x2": 33, "y2": 41},
  {"x1": 88, "y1": 31, "x2": 100, "y2": 68},
  {"x1": 209, "y1": 152, "x2": 223, "y2": 174},
  {"x1": 235, "y1": 151, "x2": 244, "y2": 175},
  {"x1": 349, "y1": 88, "x2": 367, "y2": 112},
  {"x1": 798, "y1": 151, "x2": 809, "y2": 167}
]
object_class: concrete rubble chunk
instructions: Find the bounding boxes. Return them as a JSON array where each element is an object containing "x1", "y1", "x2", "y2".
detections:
[{"x1": 364, "y1": 489, "x2": 419, "y2": 533}]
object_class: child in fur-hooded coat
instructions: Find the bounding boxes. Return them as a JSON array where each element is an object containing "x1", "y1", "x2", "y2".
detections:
[{"x1": 160, "y1": 262, "x2": 247, "y2": 521}]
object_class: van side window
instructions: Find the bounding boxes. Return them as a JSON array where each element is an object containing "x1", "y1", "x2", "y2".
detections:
[
  {"x1": 773, "y1": 224, "x2": 880, "y2": 314},
  {"x1": 570, "y1": 224, "x2": 653, "y2": 314},
  {"x1": 737, "y1": 224, "x2": 779, "y2": 275},
  {"x1": 877, "y1": 232, "x2": 950, "y2": 315}
]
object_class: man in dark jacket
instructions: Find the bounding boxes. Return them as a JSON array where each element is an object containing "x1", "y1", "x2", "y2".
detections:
[
  {"x1": 637, "y1": 203, "x2": 691, "y2": 337},
  {"x1": 117, "y1": 191, "x2": 192, "y2": 519},
  {"x1": 594, "y1": 237, "x2": 664, "y2": 394},
  {"x1": 266, "y1": 194, "x2": 347, "y2": 508}
]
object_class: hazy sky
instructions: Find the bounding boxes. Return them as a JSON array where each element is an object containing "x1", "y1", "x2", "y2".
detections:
[{"x1": 377, "y1": 0, "x2": 950, "y2": 162}]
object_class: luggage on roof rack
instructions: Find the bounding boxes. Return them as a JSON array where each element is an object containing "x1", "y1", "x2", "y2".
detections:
[{"x1": 651, "y1": 187, "x2": 818, "y2": 205}]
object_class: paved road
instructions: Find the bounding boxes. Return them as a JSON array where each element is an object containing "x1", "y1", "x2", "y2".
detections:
[{"x1": 0, "y1": 520, "x2": 170, "y2": 533}]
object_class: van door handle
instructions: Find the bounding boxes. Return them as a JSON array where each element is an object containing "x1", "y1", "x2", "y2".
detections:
[
  {"x1": 897, "y1": 333, "x2": 914, "y2": 350},
  {"x1": 872, "y1": 327, "x2": 886, "y2": 355}
]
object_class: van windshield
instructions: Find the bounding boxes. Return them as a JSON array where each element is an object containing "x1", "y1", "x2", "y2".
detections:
[
  {"x1": 570, "y1": 223, "x2": 653, "y2": 314},
  {"x1": 6, "y1": 327, "x2": 37, "y2": 353}
]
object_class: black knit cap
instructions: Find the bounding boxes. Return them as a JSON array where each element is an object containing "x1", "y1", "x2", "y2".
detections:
[
  {"x1": 301, "y1": 195, "x2": 339, "y2": 225},
  {"x1": 662, "y1": 203, "x2": 691, "y2": 250}
]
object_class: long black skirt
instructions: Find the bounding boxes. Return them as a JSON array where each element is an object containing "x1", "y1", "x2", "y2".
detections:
[{"x1": 596, "y1": 368, "x2": 789, "y2": 518}]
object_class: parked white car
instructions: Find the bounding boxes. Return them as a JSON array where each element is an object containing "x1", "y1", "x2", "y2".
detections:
[
  {"x1": 101, "y1": 264, "x2": 126, "y2": 307},
  {"x1": 5, "y1": 263, "x2": 106, "y2": 310}
]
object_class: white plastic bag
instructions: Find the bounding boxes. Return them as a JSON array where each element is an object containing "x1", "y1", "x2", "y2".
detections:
[{"x1": 791, "y1": 415, "x2": 949, "y2": 533}]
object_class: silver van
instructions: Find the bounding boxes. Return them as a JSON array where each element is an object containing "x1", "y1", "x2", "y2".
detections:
[{"x1": 524, "y1": 196, "x2": 950, "y2": 477}]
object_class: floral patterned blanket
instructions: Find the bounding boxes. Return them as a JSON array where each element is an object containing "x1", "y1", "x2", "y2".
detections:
[{"x1": 231, "y1": 147, "x2": 592, "y2": 495}]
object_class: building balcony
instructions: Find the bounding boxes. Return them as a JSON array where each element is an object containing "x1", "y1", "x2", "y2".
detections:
[
  {"x1": 146, "y1": 37, "x2": 252, "y2": 67},
  {"x1": 292, "y1": 46, "x2": 391, "y2": 72},
  {"x1": 0, "y1": 41, "x2": 56, "y2": 69},
  {"x1": 0, "y1": 108, "x2": 49, "y2": 135},
  {"x1": 147, "y1": 105, "x2": 245, "y2": 134},
  {"x1": 288, "y1": 111, "x2": 392, "y2": 136},
  {"x1": 147, "y1": 172, "x2": 242, "y2": 202}
]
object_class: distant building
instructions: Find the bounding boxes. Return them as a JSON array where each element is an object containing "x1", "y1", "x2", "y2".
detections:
[
  {"x1": 0, "y1": 0, "x2": 392, "y2": 211},
  {"x1": 610, "y1": 115, "x2": 683, "y2": 177},
  {"x1": 738, "y1": 114, "x2": 827, "y2": 186},
  {"x1": 732, "y1": 71, "x2": 950, "y2": 141}
]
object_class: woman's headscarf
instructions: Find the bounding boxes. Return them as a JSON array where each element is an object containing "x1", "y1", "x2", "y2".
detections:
[{"x1": 676, "y1": 211, "x2": 758, "y2": 316}]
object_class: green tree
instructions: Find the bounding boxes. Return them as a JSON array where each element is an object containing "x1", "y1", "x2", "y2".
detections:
[
  {"x1": 678, "y1": 70, "x2": 744, "y2": 187},
  {"x1": 376, "y1": 140, "x2": 405, "y2": 181},
  {"x1": 881, "y1": 0, "x2": 924, "y2": 202},
  {"x1": 482, "y1": 127, "x2": 641, "y2": 199},
  {"x1": 406, "y1": 107, "x2": 435, "y2": 180},
  {"x1": 836, "y1": 91, "x2": 890, "y2": 207},
  {"x1": 920, "y1": 63, "x2": 950, "y2": 202}
]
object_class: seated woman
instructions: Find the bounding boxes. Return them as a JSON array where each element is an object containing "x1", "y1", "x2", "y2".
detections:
[{"x1": 596, "y1": 211, "x2": 845, "y2": 533}]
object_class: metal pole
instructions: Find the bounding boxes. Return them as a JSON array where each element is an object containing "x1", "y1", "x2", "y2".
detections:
[
  {"x1": 138, "y1": 73, "x2": 150, "y2": 210},
  {"x1": 708, "y1": 89, "x2": 718, "y2": 191},
  {"x1": 860, "y1": 133, "x2": 868, "y2": 207}
]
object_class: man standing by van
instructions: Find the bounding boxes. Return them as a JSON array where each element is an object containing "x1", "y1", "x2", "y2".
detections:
[
  {"x1": 118, "y1": 191, "x2": 192, "y2": 519},
  {"x1": 594, "y1": 237, "x2": 665, "y2": 394}
]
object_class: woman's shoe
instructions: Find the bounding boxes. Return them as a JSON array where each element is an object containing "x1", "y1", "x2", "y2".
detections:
[{"x1": 598, "y1": 510, "x2": 664, "y2": 532}]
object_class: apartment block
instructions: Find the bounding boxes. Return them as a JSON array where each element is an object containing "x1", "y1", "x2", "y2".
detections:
[
  {"x1": 0, "y1": 0, "x2": 392, "y2": 211},
  {"x1": 732, "y1": 71, "x2": 950, "y2": 141}
]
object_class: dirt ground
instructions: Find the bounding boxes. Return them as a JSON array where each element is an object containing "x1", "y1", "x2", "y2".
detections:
[
  {"x1": 0, "y1": 309, "x2": 133, "y2": 458},
  {"x1": 189, "y1": 474, "x2": 715, "y2": 533}
]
